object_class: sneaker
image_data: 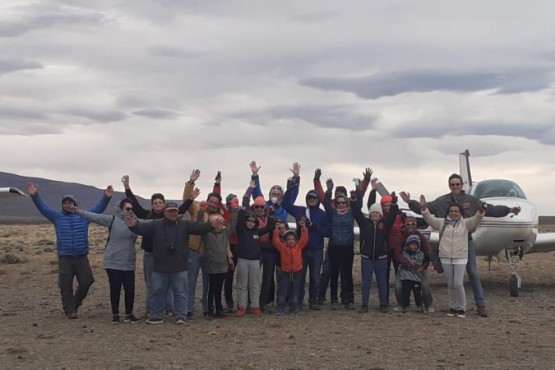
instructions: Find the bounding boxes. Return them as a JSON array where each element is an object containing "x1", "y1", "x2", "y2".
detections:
[
  {"x1": 447, "y1": 309, "x2": 457, "y2": 317},
  {"x1": 456, "y1": 310, "x2": 466, "y2": 318},
  {"x1": 214, "y1": 311, "x2": 226, "y2": 318},
  {"x1": 226, "y1": 303, "x2": 234, "y2": 314},
  {"x1": 417, "y1": 306, "x2": 425, "y2": 313},
  {"x1": 291, "y1": 309, "x2": 301, "y2": 315},
  {"x1": 111, "y1": 314, "x2": 120, "y2": 324},
  {"x1": 276, "y1": 309, "x2": 285, "y2": 316},
  {"x1": 175, "y1": 318, "x2": 186, "y2": 325},
  {"x1": 426, "y1": 307, "x2": 435, "y2": 314},
  {"x1": 66, "y1": 312, "x2": 78, "y2": 320},
  {"x1": 345, "y1": 303, "x2": 355, "y2": 310},
  {"x1": 380, "y1": 305, "x2": 389, "y2": 313},
  {"x1": 146, "y1": 318, "x2": 164, "y2": 324},
  {"x1": 123, "y1": 314, "x2": 139, "y2": 324},
  {"x1": 393, "y1": 306, "x2": 403, "y2": 312},
  {"x1": 317, "y1": 298, "x2": 325, "y2": 306},
  {"x1": 234, "y1": 308, "x2": 246, "y2": 317},
  {"x1": 477, "y1": 306, "x2": 488, "y2": 317},
  {"x1": 309, "y1": 304, "x2": 321, "y2": 311},
  {"x1": 251, "y1": 307, "x2": 262, "y2": 316},
  {"x1": 358, "y1": 305, "x2": 369, "y2": 314},
  {"x1": 330, "y1": 302, "x2": 339, "y2": 310}
]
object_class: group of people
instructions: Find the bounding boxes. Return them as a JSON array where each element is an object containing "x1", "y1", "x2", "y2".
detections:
[{"x1": 27, "y1": 162, "x2": 521, "y2": 324}]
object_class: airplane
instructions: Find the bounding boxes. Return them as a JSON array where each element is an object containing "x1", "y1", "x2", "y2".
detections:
[{"x1": 0, "y1": 187, "x2": 27, "y2": 199}]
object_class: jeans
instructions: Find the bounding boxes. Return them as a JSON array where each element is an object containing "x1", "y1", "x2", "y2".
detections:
[
  {"x1": 259, "y1": 249, "x2": 276, "y2": 307},
  {"x1": 278, "y1": 271, "x2": 303, "y2": 312},
  {"x1": 187, "y1": 249, "x2": 209, "y2": 315},
  {"x1": 466, "y1": 240, "x2": 485, "y2": 307},
  {"x1": 144, "y1": 251, "x2": 174, "y2": 313},
  {"x1": 58, "y1": 255, "x2": 95, "y2": 315},
  {"x1": 105, "y1": 269, "x2": 135, "y2": 315},
  {"x1": 299, "y1": 248, "x2": 324, "y2": 306},
  {"x1": 150, "y1": 270, "x2": 188, "y2": 320},
  {"x1": 360, "y1": 257, "x2": 388, "y2": 306},
  {"x1": 328, "y1": 245, "x2": 354, "y2": 304}
]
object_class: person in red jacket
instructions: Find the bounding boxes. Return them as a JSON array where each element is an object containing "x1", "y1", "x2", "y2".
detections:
[{"x1": 272, "y1": 221, "x2": 309, "y2": 315}]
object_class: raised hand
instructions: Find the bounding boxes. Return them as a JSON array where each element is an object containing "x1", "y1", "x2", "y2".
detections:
[
  {"x1": 189, "y1": 169, "x2": 200, "y2": 183},
  {"x1": 121, "y1": 175, "x2": 130, "y2": 189},
  {"x1": 371, "y1": 178, "x2": 378, "y2": 191},
  {"x1": 249, "y1": 161, "x2": 261, "y2": 175},
  {"x1": 105, "y1": 185, "x2": 114, "y2": 197},
  {"x1": 400, "y1": 191, "x2": 411, "y2": 203},
  {"x1": 419, "y1": 194, "x2": 427, "y2": 210},
  {"x1": 391, "y1": 191, "x2": 398, "y2": 204},
  {"x1": 290, "y1": 162, "x2": 300, "y2": 177},
  {"x1": 249, "y1": 179, "x2": 256, "y2": 189},
  {"x1": 26, "y1": 183, "x2": 38, "y2": 196},
  {"x1": 214, "y1": 171, "x2": 222, "y2": 184},
  {"x1": 191, "y1": 187, "x2": 201, "y2": 200},
  {"x1": 326, "y1": 178, "x2": 334, "y2": 191},
  {"x1": 363, "y1": 167, "x2": 373, "y2": 181},
  {"x1": 314, "y1": 168, "x2": 322, "y2": 181}
]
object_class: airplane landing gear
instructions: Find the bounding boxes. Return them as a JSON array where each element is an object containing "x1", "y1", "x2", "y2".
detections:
[{"x1": 506, "y1": 247, "x2": 522, "y2": 297}]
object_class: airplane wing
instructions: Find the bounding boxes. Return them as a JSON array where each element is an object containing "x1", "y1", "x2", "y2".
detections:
[
  {"x1": 0, "y1": 187, "x2": 27, "y2": 199},
  {"x1": 528, "y1": 232, "x2": 555, "y2": 254}
]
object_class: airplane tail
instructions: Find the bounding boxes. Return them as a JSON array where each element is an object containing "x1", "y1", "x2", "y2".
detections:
[{"x1": 459, "y1": 149, "x2": 473, "y2": 192}]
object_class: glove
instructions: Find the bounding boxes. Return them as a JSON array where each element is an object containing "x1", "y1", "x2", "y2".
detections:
[
  {"x1": 314, "y1": 168, "x2": 322, "y2": 181},
  {"x1": 391, "y1": 191, "x2": 398, "y2": 204},
  {"x1": 363, "y1": 167, "x2": 373, "y2": 181}
]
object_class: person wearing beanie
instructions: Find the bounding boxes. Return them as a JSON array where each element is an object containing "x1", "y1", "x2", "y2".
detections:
[
  {"x1": 282, "y1": 162, "x2": 330, "y2": 311},
  {"x1": 350, "y1": 185, "x2": 396, "y2": 314},
  {"x1": 320, "y1": 178, "x2": 356, "y2": 310},
  {"x1": 272, "y1": 221, "x2": 309, "y2": 315},
  {"x1": 123, "y1": 174, "x2": 192, "y2": 318},
  {"x1": 396, "y1": 234, "x2": 428, "y2": 313},
  {"x1": 26, "y1": 182, "x2": 113, "y2": 319}
]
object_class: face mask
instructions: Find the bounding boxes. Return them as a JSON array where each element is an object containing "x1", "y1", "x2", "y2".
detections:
[{"x1": 271, "y1": 197, "x2": 278, "y2": 204}]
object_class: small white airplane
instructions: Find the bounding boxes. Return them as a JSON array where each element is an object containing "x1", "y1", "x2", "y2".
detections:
[{"x1": 0, "y1": 187, "x2": 27, "y2": 199}]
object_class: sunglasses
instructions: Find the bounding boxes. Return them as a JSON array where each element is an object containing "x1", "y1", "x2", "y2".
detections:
[
  {"x1": 246, "y1": 219, "x2": 256, "y2": 223},
  {"x1": 335, "y1": 201, "x2": 346, "y2": 205},
  {"x1": 124, "y1": 207, "x2": 133, "y2": 211},
  {"x1": 449, "y1": 183, "x2": 462, "y2": 187},
  {"x1": 253, "y1": 205, "x2": 265, "y2": 209},
  {"x1": 307, "y1": 196, "x2": 318, "y2": 200},
  {"x1": 405, "y1": 222, "x2": 416, "y2": 226}
]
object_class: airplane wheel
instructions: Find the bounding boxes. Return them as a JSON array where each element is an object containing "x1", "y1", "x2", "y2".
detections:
[{"x1": 509, "y1": 275, "x2": 519, "y2": 297}]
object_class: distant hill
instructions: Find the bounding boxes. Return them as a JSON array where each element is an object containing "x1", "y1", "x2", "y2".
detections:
[{"x1": 0, "y1": 171, "x2": 151, "y2": 222}]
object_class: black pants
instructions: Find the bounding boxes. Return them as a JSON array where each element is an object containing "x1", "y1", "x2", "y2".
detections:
[
  {"x1": 208, "y1": 273, "x2": 227, "y2": 314},
  {"x1": 224, "y1": 245, "x2": 238, "y2": 307},
  {"x1": 328, "y1": 245, "x2": 354, "y2": 304},
  {"x1": 58, "y1": 256, "x2": 94, "y2": 315},
  {"x1": 259, "y1": 249, "x2": 276, "y2": 307},
  {"x1": 385, "y1": 253, "x2": 399, "y2": 304},
  {"x1": 400, "y1": 280, "x2": 423, "y2": 308},
  {"x1": 106, "y1": 269, "x2": 135, "y2": 315},
  {"x1": 318, "y1": 248, "x2": 330, "y2": 302}
]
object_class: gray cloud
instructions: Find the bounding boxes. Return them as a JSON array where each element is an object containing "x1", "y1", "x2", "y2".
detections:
[
  {"x1": 147, "y1": 46, "x2": 207, "y2": 59},
  {"x1": 300, "y1": 68, "x2": 554, "y2": 99},
  {"x1": 0, "y1": 58, "x2": 42, "y2": 75},
  {"x1": 289, "y1": 11, "x2": 340, "y2": 23},
  {"x1": 0, "y1": 107, "x2": 48, "y2": 120},
  {"x1": 66, "y1": 109, "x2": 127, "y2": 123},
  {"x1": 133, "y1": 109, "x2": 179, "y2": 119}
]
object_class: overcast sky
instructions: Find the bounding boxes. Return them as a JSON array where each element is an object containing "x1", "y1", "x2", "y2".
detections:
[{"x1": 2, "y1": 0, "x2": 555, "y2": 214}]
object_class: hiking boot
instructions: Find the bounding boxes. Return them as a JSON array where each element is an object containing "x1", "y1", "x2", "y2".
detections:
[
  {"x1": 124, "y1": 314, "x2": 139, "y2": 324},
  {"x1": 309, "y1": 303, "x2": 321, "y2": 311},
  {"x1": 358, "y1": 305, "x2": 369, "y2": 314},
  {"x1": 446, "y1": 309, "x2": 457, "y2": 317},
  {"x1": 146, "y1": 317, "x2": 164, "y2": 324},
  {"x1": 345, "y1": 302, "x2": 355, "y2": 310},
  {"x1": 175, "y1": 318, "x2": 186, "y2": 325},
  {"x1": 477, "y1": 306, "x2": 488, "y2": 317},
  {"x1": 251, "y1": 307, "x2": 262, "y2": 316},
  {"x1": 111, "y1": 314, "x2": 120, "y2": 324},
  {"x1": 456, "y1": 310, "x2": 466, "y2": 318},
  {"x1": 234, "y1": 307, "x2": 246, "y2": 317}
]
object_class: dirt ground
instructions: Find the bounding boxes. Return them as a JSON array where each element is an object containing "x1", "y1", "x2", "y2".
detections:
[{"x1": 1, "y1": 223, "x2": 554, "y2": 370}]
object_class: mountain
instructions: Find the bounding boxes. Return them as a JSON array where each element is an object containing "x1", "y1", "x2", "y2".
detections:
[{"x1": 0, "y1": 171, "x2": 151, "y2": 221}]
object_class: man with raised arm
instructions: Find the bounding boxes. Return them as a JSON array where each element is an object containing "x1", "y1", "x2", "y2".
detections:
[{"x1": 26, "y1": 182, "x2": 113, "y2": 319}]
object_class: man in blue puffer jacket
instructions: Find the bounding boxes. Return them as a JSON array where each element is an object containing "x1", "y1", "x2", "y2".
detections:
[{"x1": 27, "y1": 183, "x2": 113, "y2": 319}]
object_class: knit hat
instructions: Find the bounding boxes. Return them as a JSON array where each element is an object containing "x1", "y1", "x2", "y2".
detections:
[
  {"x1": 405, "y1": 234, "x2": 421, "y2": 247},
  {"x1": 61, "y1": 195, "x2": 78, "y2": 206},
  {"x1": 335, "y1": 186, "x2": 348, "y2": 196},
  {"x1": 368, "y1": 203, "x2": 383, "y2": 217},
  {"x1": 380, "y1": 195, "x2": 393, "y2": 206},
  {"x1": 226, "y1": 193, "x2": 237, "y2": 204},
  {"x1": 254, "y1": 196, "x2": 266, "y2": 207}
]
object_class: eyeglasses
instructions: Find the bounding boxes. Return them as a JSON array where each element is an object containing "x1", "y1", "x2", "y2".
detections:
[
  {"x1": 253, "y1": 205, "x2": 265, "y2": 209},
  {"x1": 449, "y1": 183, "x2": 462, "y2": 187},
  {"x1": 124, "y1": 207, "x2": 133, "y2": 211},
  {"x1": 405, "y1": 222, "x2": 416, "y2": 226},
  {"x1": 335, "y1": 201, "x2": 346, "y2": 205}
]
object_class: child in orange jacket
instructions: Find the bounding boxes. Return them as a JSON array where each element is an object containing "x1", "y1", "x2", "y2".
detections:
[{"x1": 272, "y1": 221, "x2": 309, "y2": 315}]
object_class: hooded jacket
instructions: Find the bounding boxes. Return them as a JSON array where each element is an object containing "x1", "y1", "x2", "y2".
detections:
[
  {"x1": 323, "y1": 189, "x2": 354, "y2": 247},
  {"x1": 282, "y1": 182, "x2": 330, "y2": 250},
  {"x1": 235, "y1": 209, "x2": 275, "y2": 260},
  {"x1": 272, "y1": 226, "x2": 309, "y2": 272},
  {"x1": 31, "y1": 193, "x2": 111, "y2": 257}
]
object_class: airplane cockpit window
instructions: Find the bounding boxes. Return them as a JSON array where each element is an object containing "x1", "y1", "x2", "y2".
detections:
[{"x1": 472, "y1": 180, "x2": 526, "y2": 200}]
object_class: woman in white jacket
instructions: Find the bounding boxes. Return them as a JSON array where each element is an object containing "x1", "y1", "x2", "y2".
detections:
[{"x1": 420, "y1": 195, "x2": 485, "y2": 318}]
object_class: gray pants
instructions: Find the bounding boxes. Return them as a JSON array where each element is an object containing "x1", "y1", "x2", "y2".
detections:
[
  {"x1": 58, "y1": 256, "x2": 95, "y2": 315},
  {"x1": 236, "y1": 258, "x2": 262, "y2": 308},
  {"x1": 442, "y1": 262, "x2": 466, "y2": 311},
  {"x1": 395, "y1": 270, "x2": 433, "y2": 309}
]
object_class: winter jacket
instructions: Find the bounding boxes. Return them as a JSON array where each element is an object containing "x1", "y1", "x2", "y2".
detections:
[
  {"x1": 394, "y1": 230, "x2": 431, "y2": 270},
  {"x1": 323, "y1": 189, "x2": 354, "y2": 247},
  {"x1": 398, "y1": 246, "x2": 425, "y2": 282},
  {"x1": 235, "y1": 209, "x2": 275, "y2": 260},
  {"x1": 422, "y1": 209, "x2": 484, "y2": 259},
  {"x1": 77, "y1": 210, "x2": 138, "y2": 271},
  {"x1": 129, "y1": 218, "x2": 213, "y2": 273},
  {"x1": 251, "y1": 174, "x2": 298, "y2": 223},
  {"x1": 31, "y1": 193, "x2": 111, "y2": 257},
  {"x1": 203, "y1": 211, "x2": 238, "y2": 274},
  {"x1": 272, "y1": 226, "x2": 309, "y2": 273}
]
